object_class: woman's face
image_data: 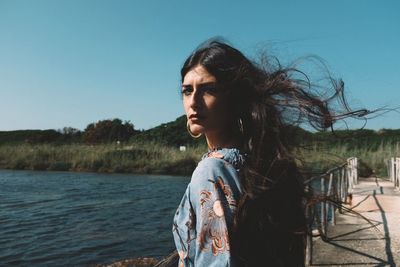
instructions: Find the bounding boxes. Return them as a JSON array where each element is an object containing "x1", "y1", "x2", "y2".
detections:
[{"x1": 182, "y1": 65, "x2": 231, "y2": 137}]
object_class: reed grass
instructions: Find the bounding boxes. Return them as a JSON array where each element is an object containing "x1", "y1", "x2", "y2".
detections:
[
  {"x1": 0, "y1": 141, "x2": 206, "y2": 175},
  {"x1": 295, "y1": 142, "x2": 400, "y2": 177}
]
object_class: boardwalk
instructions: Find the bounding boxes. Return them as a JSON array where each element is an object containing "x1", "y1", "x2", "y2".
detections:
[{"x1": 308, "y1": 177, "x2": 400, "y2": 266}]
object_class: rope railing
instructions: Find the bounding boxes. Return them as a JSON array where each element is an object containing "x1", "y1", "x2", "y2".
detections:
[
  {"x1": 389, "y1": 157, "x2": 400, "y2": 191},
  {"x1": 304, "y1": 157, "x2": 358, "y2": 265}
]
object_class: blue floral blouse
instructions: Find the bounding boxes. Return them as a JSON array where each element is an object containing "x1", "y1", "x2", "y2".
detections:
[{"x1": 172, "y1": 148, "x2": 245, "y2": 267}]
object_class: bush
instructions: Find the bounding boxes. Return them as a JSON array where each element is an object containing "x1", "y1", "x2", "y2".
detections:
[{"x1": 48, "y1": 162, "x2": 72, "y2": 171}]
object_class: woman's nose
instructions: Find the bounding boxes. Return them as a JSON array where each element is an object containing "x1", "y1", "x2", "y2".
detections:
[{"x1": 189, "y1": 89, "x2": 201, "y2": 108}]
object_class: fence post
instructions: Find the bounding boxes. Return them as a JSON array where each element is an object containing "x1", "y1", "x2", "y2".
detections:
[
  {"x1": 305, "y1": 204, "x2": 313, "y2": 266},
  {"x1": 348, "y1": 165, "x2": 353, "y2": 194},
  {"x1": 347, "y1": 157, "x2": 358, "y2": 191},
  {"x1": 341, "y1": 167, "x2": 346, "y2": 203},
  {"x1": 321, "y1": 176, "x2": 326, "y2": 237},
  {"x1": 390, "y1": 158, "x2": 394, "y2": 182},
  {"x1": 344, "y1": 167, "x2": 349, "y2": 202},
  {"x1": 355, "y1": 158, "x2": 358, "y2": 184},
  {"x1": 395, "y1": 158, "x2": 400, "y2": 191},
  {"x1": 328, "y1": 172, "x2": 335, "y2": 226}
]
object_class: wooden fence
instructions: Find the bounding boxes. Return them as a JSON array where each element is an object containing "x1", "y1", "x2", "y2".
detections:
[
  {"x1": 304, "y1": 157, "x2": 358, "y2": 265},
  {"x1": 389, "y1": 157, "x2": 400, "y2": 191}
]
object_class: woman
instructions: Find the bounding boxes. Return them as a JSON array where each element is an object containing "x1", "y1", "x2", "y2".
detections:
[{"x1": 171, "y1": 40, "x2": 364, "y2": 267}]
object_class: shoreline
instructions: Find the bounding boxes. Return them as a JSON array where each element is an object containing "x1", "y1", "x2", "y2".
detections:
[
  {"x1": 0, "y1": 166, "x2": 192, "y2": 177},
  {"x1": 95, "y1": 257, "x2": 159, "y2": 267},
  {"x1": 0, "y1": 163, "x2": 194, "y2": 176}
]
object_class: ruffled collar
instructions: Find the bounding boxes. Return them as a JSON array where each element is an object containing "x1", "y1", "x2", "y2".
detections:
[{"x1": 201, "y1": 147, "x2": 246, "y2": 170}]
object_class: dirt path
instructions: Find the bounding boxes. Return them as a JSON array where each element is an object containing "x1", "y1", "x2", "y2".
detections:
[{"x1": 308, "y1": 177, "x2": 400, "y2": 266}]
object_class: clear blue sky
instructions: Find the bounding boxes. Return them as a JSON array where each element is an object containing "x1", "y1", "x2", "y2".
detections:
[{"x1": 1, "y1": 0, "x2": 399, "y2": 131}]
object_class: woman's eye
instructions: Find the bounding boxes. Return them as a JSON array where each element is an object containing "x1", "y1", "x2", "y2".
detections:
[
  {"x1": 202, "y1": 85, "x2": 218, "y2": 95},
  {"x1": 181, "y1": 87, "x2": 191, "y2": 96},
  {"x1": 181, "y1": 84, "x2": 218, "y2": 96}
]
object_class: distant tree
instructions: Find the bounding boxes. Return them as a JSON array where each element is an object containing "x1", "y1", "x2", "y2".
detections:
[
  {"x1": 57, "y1": 127, "x2": 82, "y2": 143},
  {"x1": 83, "y1": 119, "x2": 137, "y2": 144},
  {"x1": 26, "y1": 129, "x2": 62, "y2": 144},
  {"x1": 59, "y1": 127, "x2": 80, "y2": 135},
  {"x1": 130, "y1": 115, "x2": 205, "y2": 147}
]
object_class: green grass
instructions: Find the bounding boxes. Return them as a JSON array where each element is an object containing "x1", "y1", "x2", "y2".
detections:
[
  {"x1": 0, "y1": 141, "x2": 398, "y2": 177},
  {"x1": 295, "y1": 142, "x2": 400, "y2": 177},
  {"x1": 0, "y1": 141, "x2": 207, "y2": 175}
]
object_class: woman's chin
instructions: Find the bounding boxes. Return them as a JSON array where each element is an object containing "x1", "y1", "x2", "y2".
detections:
[{"x1": 190, "y1": 125, "x2": 205, "y2": 135}]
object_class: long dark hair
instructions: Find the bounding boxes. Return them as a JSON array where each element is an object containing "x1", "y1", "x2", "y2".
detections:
[{"x1": 181, "y1": 39, "x2": 368, "y2": 266}]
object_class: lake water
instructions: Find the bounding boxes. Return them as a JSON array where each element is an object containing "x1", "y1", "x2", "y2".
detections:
[{"x1": 0, "y1": 169, "x2": 189, "y2": 266}]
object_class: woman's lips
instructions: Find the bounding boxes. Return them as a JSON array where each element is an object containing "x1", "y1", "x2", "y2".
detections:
[{"x1": 189, "y1": 114, "x2": 205, "y2": 121}]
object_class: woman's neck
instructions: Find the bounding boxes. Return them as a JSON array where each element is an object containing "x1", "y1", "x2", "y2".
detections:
[{"x1": 205, "y1": 130, "x2": 241, "y2": 150}]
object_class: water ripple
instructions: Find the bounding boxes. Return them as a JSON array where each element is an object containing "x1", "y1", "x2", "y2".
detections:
[{"x1": 0, "y1": 170, "x2": 188, "y2": 266}]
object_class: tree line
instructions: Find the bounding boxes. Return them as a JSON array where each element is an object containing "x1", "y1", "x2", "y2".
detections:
[{"x1": 0, "y1": 119, "x2": 139, "y2": 145}]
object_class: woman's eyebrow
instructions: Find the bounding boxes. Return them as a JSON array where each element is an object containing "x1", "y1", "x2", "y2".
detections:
[
  {"x1": 182, "y1": 82, "x2": 216, "y2": 88},
  {"x1": 181, "y1": 84, "x2": 192, "y2": 88}
]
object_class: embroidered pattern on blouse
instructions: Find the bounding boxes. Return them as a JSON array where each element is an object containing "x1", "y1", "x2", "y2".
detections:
[
  {"x1": 198, "y1": 176, "x2": 237, "y2": 255},
  {"x1": 185, "y1": 207, "x2": 196, "y2": 230},
  {"x1": 203, "y1": 148, "x2": 246, "y2": 171}
]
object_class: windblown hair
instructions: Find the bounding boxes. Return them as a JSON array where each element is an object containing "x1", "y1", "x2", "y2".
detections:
[{"x1": 181, "y1": 39, "x2": 368, "y2": 266}]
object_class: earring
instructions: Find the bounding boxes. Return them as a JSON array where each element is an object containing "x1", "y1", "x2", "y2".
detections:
[
  {"x1": 187, "y1": 121, "x2": 202, "y2": 138},
  {"x1": 238, "y1": 118, "x2": 244, "y2": 135}
]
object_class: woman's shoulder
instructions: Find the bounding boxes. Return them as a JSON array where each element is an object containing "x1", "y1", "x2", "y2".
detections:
[
  {"x1": 194, "y1": 156, "x2": 227, "y2": 181},
  {"x1": 190, "y1": 147, "x2": 246, "y2": 185}
]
